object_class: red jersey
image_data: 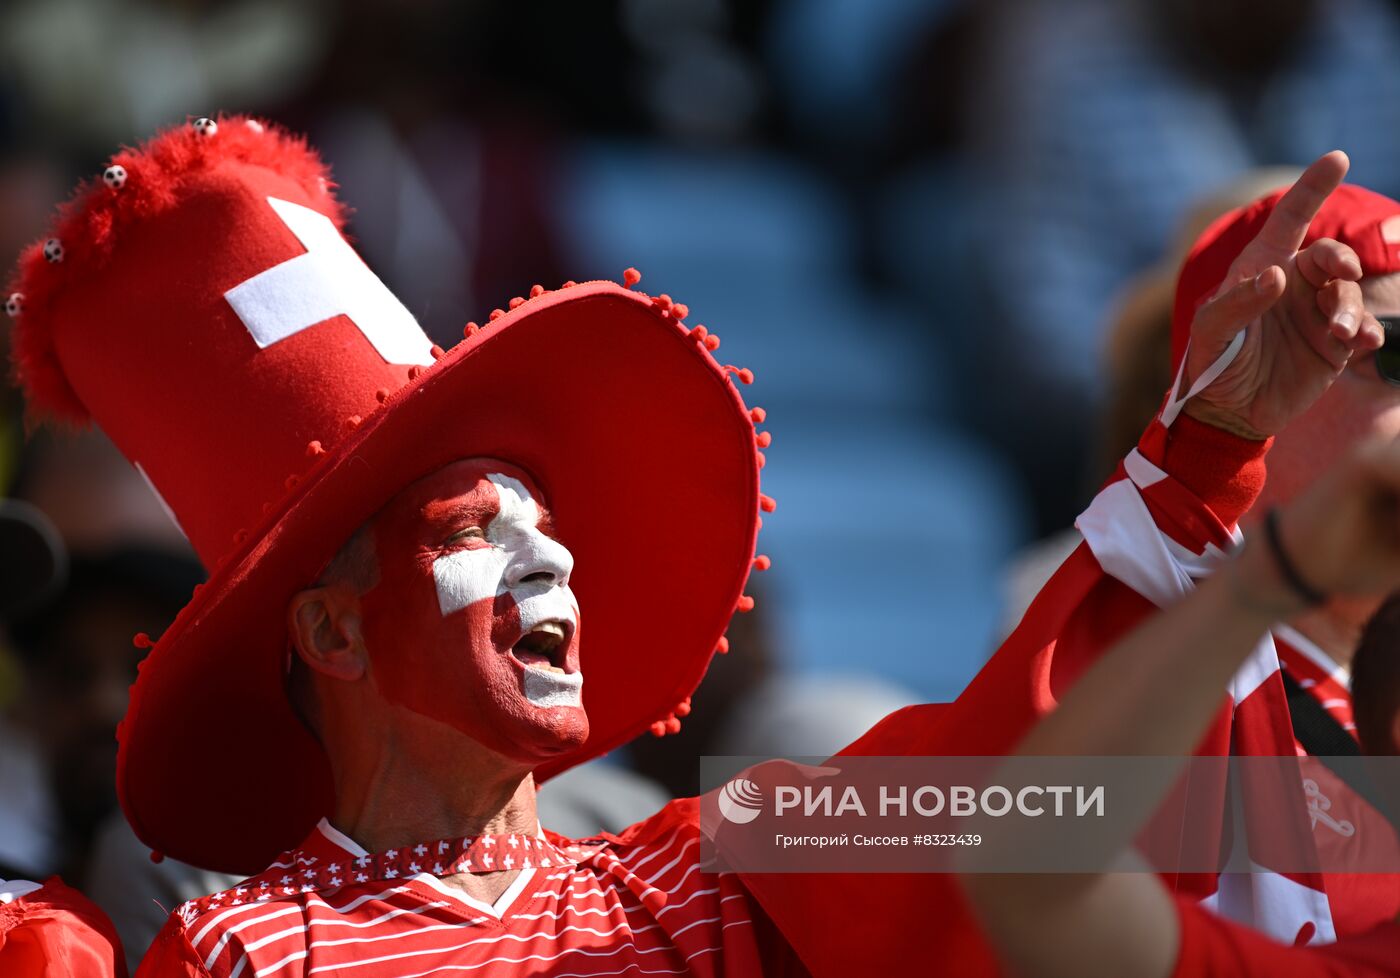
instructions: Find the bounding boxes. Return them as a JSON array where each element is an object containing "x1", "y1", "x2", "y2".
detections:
[
  {"x1": 135, "y1": 801, "x2": 807, "y2": 977},
  {"x1": 1274, "y1": 628, "x2": 1400, "y2": 939},
  {"x1": 1171, "y1": 895, "x2": 1400, "y2": 978},
  {"x1": 0, "y1": 877, "x2": 128, "y2": 978}
]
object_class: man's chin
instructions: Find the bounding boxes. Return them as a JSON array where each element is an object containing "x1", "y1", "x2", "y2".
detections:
[
  {"x1": 530, "y1": 705, "x2": 590, "y2": 755},
  {"x1": 478, "y1": 704, "x2": 590, "y2": 764}
]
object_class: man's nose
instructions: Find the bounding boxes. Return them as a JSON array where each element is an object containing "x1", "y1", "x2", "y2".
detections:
[{"x1": 507, "y1": 532, "x2": 574, "y2": 588}]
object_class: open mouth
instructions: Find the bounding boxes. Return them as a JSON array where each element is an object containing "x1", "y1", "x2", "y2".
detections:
[{"x1": 511, "y1": 620, "x2": 572, "y2": 674}]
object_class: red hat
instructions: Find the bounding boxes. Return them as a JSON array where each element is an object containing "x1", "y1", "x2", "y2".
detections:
[
  {"x1": 1171, "y1": 182, "x2": 1400, "y2": 372},
  {"x1": 7, "y1": 115, "x2": 770, "y2": 873}
]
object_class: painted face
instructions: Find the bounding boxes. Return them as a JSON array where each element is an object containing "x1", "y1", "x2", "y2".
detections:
[
  {"x1": 1263, "y1": 273, "x2": 1400, "y2": 633},
  {"x1": 358, "y1": 458, "x2": 587, "y2": 761},
  {"x1": 1265, "y1": 273, "x2": 1400, "y2": 509}
]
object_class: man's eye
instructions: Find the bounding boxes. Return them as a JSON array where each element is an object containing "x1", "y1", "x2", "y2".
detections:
[{"x1": 447, "y1": 526, "x2": 485, "y2": 544}]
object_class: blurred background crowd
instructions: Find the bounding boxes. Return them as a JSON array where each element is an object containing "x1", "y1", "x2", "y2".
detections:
[{"x1": 5, "y1": 0, "x2": 1400, "y2": 967}]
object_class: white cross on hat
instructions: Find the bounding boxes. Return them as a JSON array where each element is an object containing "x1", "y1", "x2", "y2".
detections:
[{"x1": 224, "y1": 197, "x2": 433, "y2": 366}]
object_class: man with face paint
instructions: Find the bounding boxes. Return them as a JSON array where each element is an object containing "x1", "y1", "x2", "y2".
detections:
[
  {"x1": 138, "y1": 458, "x2": 801, "y2": 976},
  {"x1": 7, "y1": 117, "x2": 813, "y2": 978}
]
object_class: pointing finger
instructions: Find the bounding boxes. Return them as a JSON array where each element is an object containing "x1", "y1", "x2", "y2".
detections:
[{"x1": 1249, "y1": 151, "x2": 1350, "y2": 259}]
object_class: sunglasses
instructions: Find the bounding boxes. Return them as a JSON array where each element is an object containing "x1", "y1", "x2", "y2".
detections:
[{"x1": 1378, "y1": 316, "x2": 1400, "y2": 386}]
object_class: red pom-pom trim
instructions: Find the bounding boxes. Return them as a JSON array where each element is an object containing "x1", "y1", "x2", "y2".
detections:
[
  {"x1": 305, "y1": 440, "x2": 325, "y2": 457},
  {"x1": 623, "y1": 267, "x2": 641, "y2": 287},
  {"x1": 529, "y1": 284, "x2": 545, "y2": 298},
  {"x1": 509, "y1": 296, "x2": 525, "y2": 310},
  {"x1": 756, "y1": 431, "x2": 772, "y2": 448},
  {"x1": 759, "y1": 494, "x2": 776, "y2": 512},
  {"x1": 736, "y1": 594, "x2": 755, "y2": 612},
  {"x1": 489, "y1": 309, "x2": 505, "y2": 322},
  {"x1": 753, "y1": 554, "x2": 771, "y2": 571},
  {"x1": 716, "y1": 635, "x2": 730, "y2": 654},
  {"x1": 133, "y1": 632, "x2": 154, "y2": 649}
]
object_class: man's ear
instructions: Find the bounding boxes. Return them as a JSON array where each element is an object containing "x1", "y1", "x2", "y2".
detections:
[{"x1": 288, "y1": 584, "x2": 368, "y2": 682}]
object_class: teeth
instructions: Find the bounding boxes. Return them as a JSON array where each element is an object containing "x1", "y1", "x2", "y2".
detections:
[{"x1": 513, "y1": 619, "x2": 570, "y2": 668}]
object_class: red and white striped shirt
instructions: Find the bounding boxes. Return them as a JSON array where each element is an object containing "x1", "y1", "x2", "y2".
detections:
[{"x1": 135, "y1": 799, "x2": 805, "y2": 977}]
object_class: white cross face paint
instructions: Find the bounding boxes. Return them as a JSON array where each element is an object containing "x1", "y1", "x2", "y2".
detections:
[
  {"x1": 431, "y1": 473, "x2": 582, "y2": 708},
  {"x1": 360, "y1": 459, "x2": 589, "y2": 760},
  {"x1": 522, "y1": 668, "x2": 584, "y2": 709}
]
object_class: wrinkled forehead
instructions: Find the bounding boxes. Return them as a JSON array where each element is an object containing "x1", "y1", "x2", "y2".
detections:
[{"x1": 378, "y1": 457, "x2": 549, "y2": 534}]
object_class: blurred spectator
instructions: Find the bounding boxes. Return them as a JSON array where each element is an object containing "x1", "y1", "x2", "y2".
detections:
[
  {"x1": 5, "y1": 547, "x2": 204, "y2": 880},
  {"x1": 0, "y1": 502, "x2": 130, "y2": 978},
  {"x1": 0, "y1": 500, "x2": 65, "y2": 881}
]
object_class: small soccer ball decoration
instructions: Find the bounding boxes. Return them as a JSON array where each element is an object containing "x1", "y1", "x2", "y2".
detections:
[
  {"x1": 103, "y1": 165, "x2": 128, "y2": 190},
  {"x1": 5, "y1": 293, "x2": 22, "y2": 317},
  {"x1": 192, "y1": 117, "x2": 218, "y2": 137},
  {"x1": 43, "y1": 238, "x2": 64, "y2": 264}
]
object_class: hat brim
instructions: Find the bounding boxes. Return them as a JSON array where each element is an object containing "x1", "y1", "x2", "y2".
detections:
[{"x1": 117, "y1": 282, "x2": 760, "y2": 874}]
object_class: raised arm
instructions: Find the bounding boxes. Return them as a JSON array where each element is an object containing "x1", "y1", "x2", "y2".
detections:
[
  {"x1": 960, "y1": 425, "x2": 1400, "y2": 978},
  {"x1": 959, "y1": 151, "x2": 1400, "y2": 978}
]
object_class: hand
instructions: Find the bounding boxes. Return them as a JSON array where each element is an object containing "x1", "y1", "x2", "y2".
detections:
[
  {"x1": 1242, "y1": 438, "x2": 1400, "y2": 610},
  {"x1": 1183, "y1": 152, "x2": 1383, "y2": 440}
]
